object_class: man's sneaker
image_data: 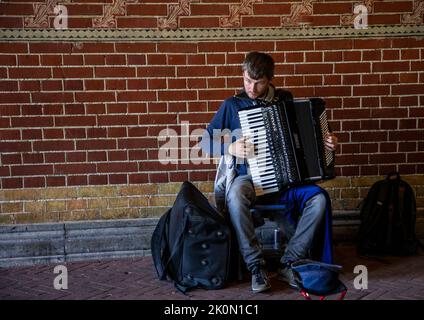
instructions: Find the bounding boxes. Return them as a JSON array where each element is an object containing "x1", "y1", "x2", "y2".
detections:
[
  {"x1": 277, "y1": 263, "x2": 298, "y2": 288},
  {"x1": 251, "y1": 266, "x2": 271, "y2": 293}
]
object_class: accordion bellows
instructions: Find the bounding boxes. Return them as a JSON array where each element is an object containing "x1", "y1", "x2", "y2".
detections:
[{"x1": 238, "y1": 98, "x2": 336, "y2": 196}]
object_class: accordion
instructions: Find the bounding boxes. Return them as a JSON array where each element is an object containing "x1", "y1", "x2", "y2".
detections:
[{"x1": 238, "y1": 98, "x2": 335, "y2": 196}]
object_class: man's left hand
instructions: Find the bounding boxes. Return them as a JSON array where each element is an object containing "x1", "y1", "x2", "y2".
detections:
[{"x1": 325, "y1": 133, "x2": 338, "y2": 152}]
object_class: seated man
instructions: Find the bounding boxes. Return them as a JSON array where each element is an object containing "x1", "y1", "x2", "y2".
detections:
[{"x1": 200, "y1": 51, "x2": 338, "y2": 293}]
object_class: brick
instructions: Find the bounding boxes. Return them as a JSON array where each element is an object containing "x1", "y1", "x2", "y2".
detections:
[
  {"x1": 156, "y1": 182, "x2": 181, "y2": 195},
  {"x1": 75, "y1": 92, "x2": 116, "y2": 102},
  {"x1": 236, "y1": 41, "x2": 276, "y2": 52},
  {"x1": 88, "y1": 198, "x2": 109, "y2": 209},
  {"x1": 372, "y1": 61, "x2": 410, "y2": 72},
  {"x1": 99, "y1": 208, "x2": 135, "y2": 219},
  {"x1": 371, "y1": 108, "x2": 408, "y2": 119},
  {"x1": 353, "y1": 85, "x2": 390, "y2": 96},
  {"x1": 95, "y1": 67, "x2": 135, "y2": 78},
  {"x1": 128, "y1": 173, "x2": 149, "y2": 184},
  {"x1": 118, "y1": 138, "x2": 157, "y2": 150},
  {"x1": 0, "y1": 43, "x2": 27, "y2": 53},
  {"x1": 389, "y1": 130, "x2": 422, "y2": 141},
  {"x1": 305, "y1": 52, "x2": 322, "y2": 62},
  {"x1": 198, "y1": 42, "x2": 236, "y2": 53},
  {"x1": 66, "y1": 199, "x2": 88, "y2": 211},
  {"x1": 374, "y1": 1, "x2": 413, "y2": 13},
  {"x1": 115, "y1": 43, "x2": 156, "y2": 53},
  {"x1": 149, "y1": 195, "x2": 175, "y2": 207},
  {"x1": 341, "y1": 188, "x2": 360, "y2": 199},
  {"x1": 119, "y1": 184, "x2": 157, "y2": 197},
  {"x1": 15, "y1": 212, "x2": 60, "y2": 224},
  {"x1": 1, "y1": 178, "x2": 23, "y2": 189},
  {"x1": 97, "y1": 162, "x2": 138, "y2": 173},
  {"x1": 315, "y1": 86, "x2": 351, "y2": 97},
  {"x1": 87, "y1": 175, "x2": 108, "y2": 187},
  {"x1": 368, "y1": 14, "x2": 401, "y2": 25},
  {"x1": 24, "y1": 201, "x2": 46, "y2": 214},
  {"x1": 284, "y1": 52, "x2": 303, "y2": 63},
  {"x1": 108, "y1": 198, "x2": 129, "y2": 208},
  {"x1": 315, "y1": 39, "x2": 352, "y2": 50},
  {"x1": 54, "y1": 164, "x2": 96, "y2": 174},
  {"x1": 157, "y1": 43, "x2": 197, "y2": 53},
  {"x1": 117, "y1": 17, "x2": 157, "y2": 28},
  {"x1": 335, "y1": 62, "x2": 370, "y2": 73},
  {"x1": 354, "y1": 39, "x2": 391, "y2": 49},
  {"x1": 128, "y1": 197, "x2": 149, "y2": 207},
  {"x1": 53, "y1": 67, "x2": 93, "y2": 78},
  {"x1": 392, "y1": 84, "x2": 424, "y2": 95},
  {"x1": 320, "y1": 177, "x2": 352, "y2": 188},
  {"x1": 295, "y1": 63, "x2": 333, "y2": 74},
  {"x1": 29, "y1": 43, "x2": 72, "y2": 53},
  {"x1": 149, "y1": 172, "x2": 168, "y2": 183},
  {"x1": 46, "y1": 200, "x2": 66, "y2": 212},
  {"x1": 0, "y1": 93, "x2": 30, "y2": 103},
  {"x1": 78, "y1": 186, "x2": 116, "y2": 198},
  {"x1": 67, "y1": 176, "x2": 88, "y2": 186},
  {"x1": 1, "y1": 202, "x2": 23, "y2": 213},
  {"x1": 23, "y1": 177, "x2": 45, "y2": 190}
]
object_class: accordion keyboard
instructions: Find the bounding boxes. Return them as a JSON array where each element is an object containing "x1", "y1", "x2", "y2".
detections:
[{"x1": 239, "y1": 107, "x2": 279, "y2": 196}]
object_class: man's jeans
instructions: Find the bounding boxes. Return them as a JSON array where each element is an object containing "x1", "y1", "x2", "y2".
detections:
[{"x1": 226, "y1": 175, "x2": 327, "y2": 271}]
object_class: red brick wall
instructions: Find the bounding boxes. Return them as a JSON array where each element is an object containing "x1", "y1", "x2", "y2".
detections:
[{"x1": 1, "y1": 0, "x2": 424, "y2": 191}]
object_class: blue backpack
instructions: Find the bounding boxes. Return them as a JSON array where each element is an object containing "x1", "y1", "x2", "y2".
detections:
[{"x1": 290, "y1": 259, "x2": 347, "y2": 300}]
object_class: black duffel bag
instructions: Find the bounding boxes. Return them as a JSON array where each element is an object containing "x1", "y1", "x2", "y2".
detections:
[{"x1": 151, "y1": 181, "x2": 234, "y2": 293}]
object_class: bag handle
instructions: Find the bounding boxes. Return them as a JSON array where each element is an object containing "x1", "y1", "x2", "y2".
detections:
[
  {"x1": 151, "y1": 209, "x2": 188, "y2": 279},
  {"x1": 163, "y1": 214, "x2": 189, "y2": 276},
  {"x1": 386, "y1": 171, "x2": 400, "y2": 181},
  {"x1": 151, "y1": 209, "x2": 172, "y2": 280}
]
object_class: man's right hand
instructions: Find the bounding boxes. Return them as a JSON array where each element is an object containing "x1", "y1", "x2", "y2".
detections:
[{"x1": 228, "y1": 136, "x2": 255, "y2": 158}]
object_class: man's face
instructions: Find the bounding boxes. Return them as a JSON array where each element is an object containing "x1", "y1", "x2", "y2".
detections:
[{"x1": 243, "y1": 70, "x2": 270, "y2": 100}]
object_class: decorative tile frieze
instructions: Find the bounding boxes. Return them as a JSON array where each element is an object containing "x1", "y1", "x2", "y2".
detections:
[
  {"x1": 281, "y1": 0, "x2": 315, "y2": 27},
  {"x1": 93, "y1": 0, "x2": 138, "y2": 28},
  {"x1": 1, "y1": 25, "x2": 423, "y2": 42},
  {"x1": 402, "y1": 0, "x2": 424, "y2": 24},
  {"x1": 220, "y1": 0, "x2": 263, "y2": 28},
  {"x1": 158, "y1": 0, "x2": 200, "y2": 31},
  {"x1": 24, "y1": 0, "x2": 71, "y2": 28}
]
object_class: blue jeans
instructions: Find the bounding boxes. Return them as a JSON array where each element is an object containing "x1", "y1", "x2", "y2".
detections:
[{"x1": 225, "y1": 175, "x2": 327, "y2": 271}]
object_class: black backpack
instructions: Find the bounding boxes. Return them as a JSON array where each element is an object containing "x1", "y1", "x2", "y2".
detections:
[
  {"x1": 357, "y1": 172, "x2": 419, "y2": 256},
  {"x1": 151, "y1": 181, "x2": 234, "y2": 293}
]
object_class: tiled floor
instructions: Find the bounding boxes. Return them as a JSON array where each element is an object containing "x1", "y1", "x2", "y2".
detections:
[{"x1": 1, "y1": 245, "x2": 423, "y2": 300}]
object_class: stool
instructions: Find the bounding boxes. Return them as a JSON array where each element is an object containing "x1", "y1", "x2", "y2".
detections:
[
  {"x1": 251, "y1": 204, "x2": 287, "y2": 255},
  {"x1": 235, "y1": 203, "x2": 288, "y2": 278}
]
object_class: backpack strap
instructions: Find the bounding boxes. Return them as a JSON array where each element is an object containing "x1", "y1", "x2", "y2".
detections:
[
  {"x1": 151, "y1": 208, "x2": 172, "y2": 280},
  {"x1": 386, "y1": 180, "x2": 397, "y2": 249},
  {"x1": 398, "y1": 183, "x2": 405, "y2": 221},
  {"x1": 151, "y1": 208, "x2": 191, "y2": 287},
  {"x1": 359, "y1": 180, "x2": 390, "y2": 240},
  {"x1": 163, "y1": 214, "x2": 189, "y2": 276},
  {"x1": 386, "y1": 171, "x2": 400, "y2": 181}
]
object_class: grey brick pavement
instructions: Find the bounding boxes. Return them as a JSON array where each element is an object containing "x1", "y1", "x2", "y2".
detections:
[{"x1": 1, "y1": 245, "x2": 423, "y2": 300}]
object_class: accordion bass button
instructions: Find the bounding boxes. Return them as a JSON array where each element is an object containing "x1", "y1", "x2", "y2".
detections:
[
  {"x1": 201, "y1": 243, "x2": 208, "y2": 249},
  {"x1": 201, "y1": 259, "x2": 208, "y2": 266},
  {"x1": 216, "y1": 230, "x2": 223, "y2": 237}
]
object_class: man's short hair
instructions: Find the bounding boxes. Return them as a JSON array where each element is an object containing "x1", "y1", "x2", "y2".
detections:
[{"x1": 242, "y1": 51, "x2": 275, "y2": 80}]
